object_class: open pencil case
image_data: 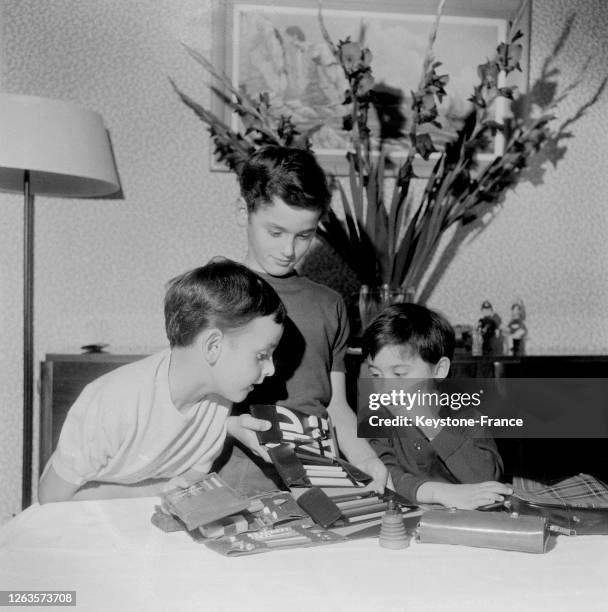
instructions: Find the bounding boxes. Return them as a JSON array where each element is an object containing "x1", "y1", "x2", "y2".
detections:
[
  {"x1": 295, "y1": 486, "x2": 421, "y2": 535},
  {"x1": 153, "y1": 473, "x2": 305, "y2": 533},
  {"x1": 202, "y1": 488, "x2": 420, "y2": 553},
  {"x1": 251, "y1": 404, "x2": 372, "y2": 489},
  {"x1": 202, "y1": 521, "x2": 346, "y2": 556},
  {"x1": 152, "y1": 472, "x2": 346, "y2": 555}
]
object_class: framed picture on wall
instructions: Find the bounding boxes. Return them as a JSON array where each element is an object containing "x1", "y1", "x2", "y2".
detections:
[{"x1": 211, "y1": 0, "x2": 530, "y2": 174}]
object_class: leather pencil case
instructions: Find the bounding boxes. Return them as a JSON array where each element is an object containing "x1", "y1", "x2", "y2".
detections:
[
  {"x1": 252, "y1": 404, "x2": 371, "y2": 489},
  {"x1": 508, "y1": 496, "x2": 608, "y2": 535},
  {"x1": 416, "y1": 508, "x2": 549, "y2": 553},
  {"x1": 268, "y1": 443, "x2": 308, "y2": 487}
]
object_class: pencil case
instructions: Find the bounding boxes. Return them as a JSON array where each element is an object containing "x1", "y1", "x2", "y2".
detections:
[
  {"x1": 508, "y1": 473, "x2": 608, "y2": 535},
  {"x1": 197, "y1": 490, "x2": 308, "y2": 538},
  {"x1": 160, "y1": 473, "x2": 251, "y2": 530},
  {"x1": 297, "y1": 486, "x2": 419, "y2": 531},
  {"x1": 252, "y1": 404, "x2": 372, "y2": 489},
  {"x1": 203, "y1": 522, "x2": 346, "y2": 556},
  {"x1": 416, "y1": 508, "x2": 549, "y2": 553},
  {"x1": 251, "y1": 404, "x2": 338, "y2": 458},
  {"x1": 155, "y1": 476, "x2": 308, "y2": 537}
]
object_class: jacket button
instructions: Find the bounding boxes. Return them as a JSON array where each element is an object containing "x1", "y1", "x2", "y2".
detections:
[{"x1": 414, "y1": 441, "x2": 423, "y2": 451}]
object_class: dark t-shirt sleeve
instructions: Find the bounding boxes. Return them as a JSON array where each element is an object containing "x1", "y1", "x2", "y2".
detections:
[{"x1": 331, "y1": 295, "x2": 350, "y2": 373}]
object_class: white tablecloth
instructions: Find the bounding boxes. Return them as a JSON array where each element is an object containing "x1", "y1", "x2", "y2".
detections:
[{"x1": 1, "y1": 497, "x2": 607, "y2": 612}]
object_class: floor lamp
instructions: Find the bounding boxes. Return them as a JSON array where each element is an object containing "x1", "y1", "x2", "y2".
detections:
[{"x1": 0, "y1": 94, "x2": 120, "y2": 509}]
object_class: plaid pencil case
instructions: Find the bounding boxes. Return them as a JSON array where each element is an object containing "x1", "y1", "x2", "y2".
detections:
[{"x1": 509, "y1": 472, "x2": 608, "y2": 535}]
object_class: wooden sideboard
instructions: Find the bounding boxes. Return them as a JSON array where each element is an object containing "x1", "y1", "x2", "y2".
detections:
[
  {"x1": 39, "y1": 353, "x2": 144, "y2": 475},
  {"x1": 40, "y1": 352, "x2": 608, "y2": 482}
]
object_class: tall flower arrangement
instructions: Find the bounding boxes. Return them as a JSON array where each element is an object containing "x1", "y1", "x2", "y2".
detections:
[
  {"x1": 173, "y1": 1, "x2": 554, "y2": 301},
  {"x1": 314, "y1": 0, "x2": 550, "y2": 298}
]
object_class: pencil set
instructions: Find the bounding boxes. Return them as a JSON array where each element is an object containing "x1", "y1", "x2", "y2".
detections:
[
  {"x1": 251, "y1": 404, "x2": 372, "y2": 490},
  {"x1": 302, "y1": 463, "x2": 360, "y2": 487},
  {"x1": 296, "y1": 487, "x2": 419, "y2": 533},
  {"x1": 196, "y1": 490, "x2": 309, "y2": 538},
  {"x1": 203, "y1": 523, "x2": 346, "y2": 556}
]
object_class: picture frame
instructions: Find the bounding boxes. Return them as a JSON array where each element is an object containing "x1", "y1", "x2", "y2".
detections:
[{"x1": 210, "y1": 0, "x2": 531, "y2": 175}]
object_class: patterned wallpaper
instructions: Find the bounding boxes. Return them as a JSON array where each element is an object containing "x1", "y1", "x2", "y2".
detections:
[{"x1": 1, "y1": 0, "x2": 607, "y2": 522}]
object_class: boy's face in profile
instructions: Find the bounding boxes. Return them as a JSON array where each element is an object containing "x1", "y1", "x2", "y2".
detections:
[
  {"x1": 367, "y1": 344, "x2": 449, "y2": 417},
  {"x1": 367, "y1": 345, "x2": 441, "y2": 416},
  {"x1": 367, "y1": 344, "x2": 438, "y2": 380},
  {"x1": 244, "y1": 196, "x2": 321, "y2": 277},
  {"x1": 214, "y1": 315, "x2": 283, "y2": 403}
]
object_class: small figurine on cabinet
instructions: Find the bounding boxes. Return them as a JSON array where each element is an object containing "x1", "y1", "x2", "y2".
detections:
[
  {"x1": 506, "y1": 298, "x2": 527, "y2": 356},
  {"x1": 477, "y1": 300, "x2": 503, "y2": 355}
]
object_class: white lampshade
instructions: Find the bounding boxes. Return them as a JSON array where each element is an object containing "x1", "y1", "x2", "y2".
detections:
[{"x1": 0, "y1": 93, "x2": 120, "y2": 196}]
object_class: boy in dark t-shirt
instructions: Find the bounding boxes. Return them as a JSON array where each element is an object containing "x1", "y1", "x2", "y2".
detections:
[{"x1": 216, "y1": 145, "x2": 387, "y2": 494}]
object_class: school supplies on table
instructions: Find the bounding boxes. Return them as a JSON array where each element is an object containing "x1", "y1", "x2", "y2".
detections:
[
  {"x1": 152, "y1": 472, "x2": 423, "y2": 555},
  {"x1": 152, "y1": 473, "x2": 349, "y2": 555},
  {"x1": 404, "y1": 474, "x2": 608, "y2": 553},
  {"x1": 153, "y1": 473, "x2": 577, "y2": 556}
]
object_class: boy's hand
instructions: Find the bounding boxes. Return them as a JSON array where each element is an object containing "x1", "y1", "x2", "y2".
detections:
[
  {"x1": 357, "y1": 456, "x2": 388, "y2": 493},
  {"x1": 227, "y1": 415, "x2": 272, "y2": 462},
  {"x1": 418, "y1": 480, "x2": 513, "y2": 510}
]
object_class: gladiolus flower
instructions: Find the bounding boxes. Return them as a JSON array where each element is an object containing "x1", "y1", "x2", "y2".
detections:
[
  {"x1": 356, "y1": 71, "x2": 375, "y2": 96},
  {"x1": 339, "y1": 41, "x2": 362, "y2": 73}
]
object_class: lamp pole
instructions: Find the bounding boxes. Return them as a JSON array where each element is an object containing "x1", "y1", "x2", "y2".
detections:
[{"x1": 22, "y1": 170, "x2": 35, "y2": 508}]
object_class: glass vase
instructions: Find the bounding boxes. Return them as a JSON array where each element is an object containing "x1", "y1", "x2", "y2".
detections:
[{"x1": 357, "y1": 284, "x2": 416, "y2": 333}]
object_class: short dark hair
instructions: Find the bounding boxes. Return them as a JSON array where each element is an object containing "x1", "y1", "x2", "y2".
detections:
[
  {"x1": 164, "y1": 259, "x2": 286, "y2": 347},
  {"x1": 239, "y1": 145, "x2": 331, "y2": 214},
  {"x1": 361, "y1": 303, "x2": 455, "y2": 364}
]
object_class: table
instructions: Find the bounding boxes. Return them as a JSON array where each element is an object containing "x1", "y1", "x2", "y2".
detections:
[{"x1": 1, "y1": 497, "x2": 607, "y2": 612}]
